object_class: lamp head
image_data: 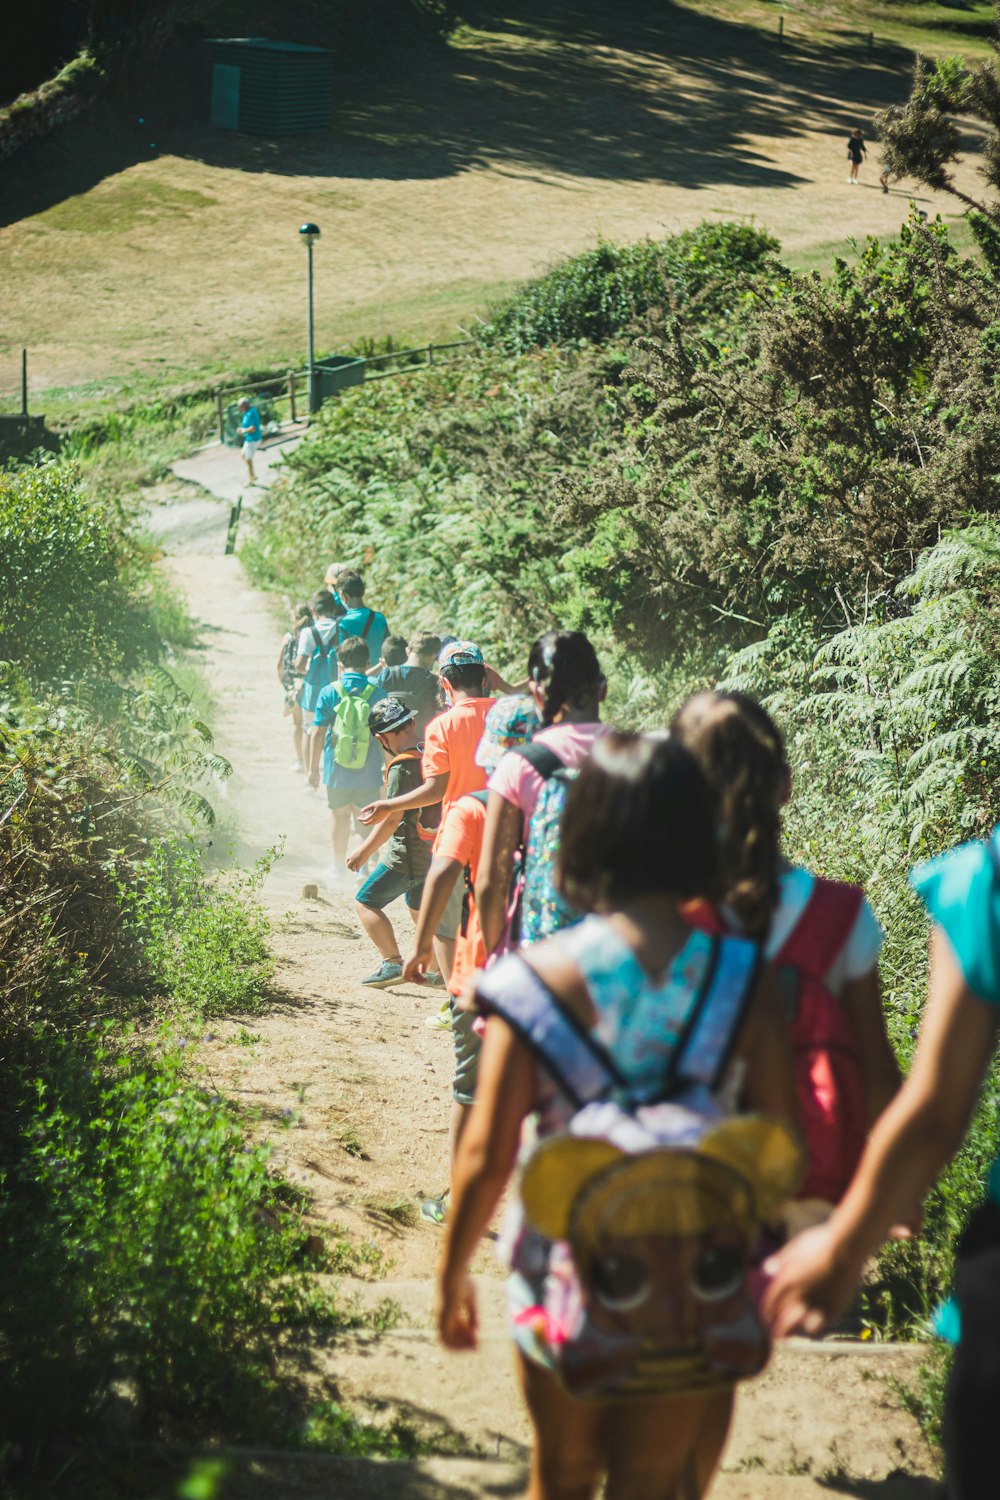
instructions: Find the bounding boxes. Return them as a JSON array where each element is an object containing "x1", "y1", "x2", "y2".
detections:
[{"x1": 299, "y1": 222, "x2": 320, "y2": 243}]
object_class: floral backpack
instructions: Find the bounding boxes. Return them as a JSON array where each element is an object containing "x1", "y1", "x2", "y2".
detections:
[{"x1": 475, "y1": 939, "x2": 803, "y2": 1399}]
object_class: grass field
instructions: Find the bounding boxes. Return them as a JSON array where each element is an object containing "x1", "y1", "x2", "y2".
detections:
[{"x1": 0, "y1": 0, "x2": 994, "y2": 419}]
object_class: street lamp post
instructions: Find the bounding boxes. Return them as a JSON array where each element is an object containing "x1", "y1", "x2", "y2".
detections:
[{"x1": 299, "y1": 222, "x2": 321, "y2": 414}]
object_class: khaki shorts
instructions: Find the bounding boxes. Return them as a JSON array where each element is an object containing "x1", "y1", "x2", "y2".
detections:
[
  {"x1": 436, "y1": 878, "x2": 464, "y2": 942},
  {"x1": 451, "y1": 1000, "x2": 481, "y2": 1107}
]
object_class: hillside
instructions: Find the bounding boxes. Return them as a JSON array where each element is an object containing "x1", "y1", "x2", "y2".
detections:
[{"x1": 0, "y1": 0, "x2": 991, "y2": 413}]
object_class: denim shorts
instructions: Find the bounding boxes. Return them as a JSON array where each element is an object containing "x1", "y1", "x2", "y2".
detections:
[
  {"x1": 356, "y1": 861, "x2": 424, "y2": 912},
  {"x1": 327, "y1": 784, "x2": 379, "y2": 812}
]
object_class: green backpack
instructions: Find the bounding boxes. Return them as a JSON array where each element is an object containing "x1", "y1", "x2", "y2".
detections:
[{"x1": 332, "y1": 683, "x2": 377, "y2": 770}]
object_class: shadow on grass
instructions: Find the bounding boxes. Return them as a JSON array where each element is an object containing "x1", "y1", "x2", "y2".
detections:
[{"x1": 2, "y1": 0, "x2": 928, "y2": 228}]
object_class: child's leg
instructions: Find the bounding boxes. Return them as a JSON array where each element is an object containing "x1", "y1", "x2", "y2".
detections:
[
  {"x1": 356, "y1": 904, "x2": 401, "y2": 961},
  {"x1": 331, "y1": 806, "x2": 353, "y2": 869},
  {"x1": 943, "y1": 1200, "x2": 1000, "y2": 1496},
  {"x1": 604, "y1": 1390, "x2": 724, "y2": 1500},
  {"x1": 291, "y1": 701, "x2": 304, "y2": 765},
  {"x1": 515, "y1": 1350, "x2": 604, "y2": 1500}
]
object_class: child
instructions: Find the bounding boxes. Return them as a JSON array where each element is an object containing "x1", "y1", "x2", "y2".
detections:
[
  {"x1": 672, "y1": 691, "x2": 901, "y2": 1227},
  {"x1": 847, "y1": 127, "x2": 866, "y2": 184},
  {"x1": 335, "y1": 571, "x2": 390, "y2": 667},
  {"x1": 437, "y1": 733, "x2": 799, "y2": 1500},
  {"x1": 295, "y1": 589, "x2": 344, "y2": 733},
  {"x1": 377, "y1": 633, "x2": 442, "y2": 736},
  {"x1": 276, "y1": 600, "x2": 312, "y2": 772},
  {"x1": 370, "y1": 634, "x2": 409, "y2": 679},
  {"x1": 403, "y1": 696, "x2": 540, "y2": 1223},
  {"x1": 360, "y1": 641, "x2": 495, "y2": 1008},
  {"x1": 347, "y1": 697, "x2": 434, "y2": 988},
  {"x1": 765, "y1": 828, "x2": 1000, "y2": 1498},
  {"x1": 307, "y1": 635, "x2": 386, "y2": 878},
  {"x1": 477, "y1": 630, "x2": 608, "y2": 956}
]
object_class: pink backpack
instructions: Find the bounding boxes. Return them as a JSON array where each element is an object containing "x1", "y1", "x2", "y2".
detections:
[{"x1": 687, "y1": 879, "x2": 867, "y2": 1205}]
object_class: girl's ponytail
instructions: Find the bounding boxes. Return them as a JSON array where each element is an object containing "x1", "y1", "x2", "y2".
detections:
[
  {"x1": 671, "y1": 692, "x2": 786, "y2": 940},
  {"x1": 528, "y1": 630, "x2": 603, "y2": 727}
]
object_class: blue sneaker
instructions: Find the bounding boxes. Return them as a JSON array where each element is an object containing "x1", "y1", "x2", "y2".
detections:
[{"x1": 362, "y1": 960, "x2": 403, "y2": 989}]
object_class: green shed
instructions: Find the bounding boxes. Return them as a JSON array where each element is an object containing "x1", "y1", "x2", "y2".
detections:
[{"x1": 207, "y1": 39, "x2": 332, "y2": 136}]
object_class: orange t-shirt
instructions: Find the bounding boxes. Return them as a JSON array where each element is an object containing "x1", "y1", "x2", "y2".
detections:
[
  {"x1": 422, "y1": 696, "x2": 494, "y2": 847},
  {"x1": 435, "y1": 794, "x2": 488, "y2": 998}
]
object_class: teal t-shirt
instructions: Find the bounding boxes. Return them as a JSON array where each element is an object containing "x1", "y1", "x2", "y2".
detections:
[
  {"x1": 911, "y1": 830, "x2": 1000, "y2": 1011},
  {"x1": 911, "y1": 827, "x2": 1000, "y2": 1345}
]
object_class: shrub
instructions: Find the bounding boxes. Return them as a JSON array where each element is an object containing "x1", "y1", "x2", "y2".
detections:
[
  {"x1": 480, "y1": 222, "x2": 781, "y2": 353},
  {"x1": 0, "y1": 1032, "x2": 328, "y2": 1451},
  {"x1": 0, "y1": 462, "x2": 154, "y2": 684}
]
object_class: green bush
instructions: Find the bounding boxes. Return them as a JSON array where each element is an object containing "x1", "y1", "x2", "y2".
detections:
[
  {"x1": 480, "y1": 222, "x2": 781, "y2": 353},
  {"x1": 0, "y1": 1032, "x2": 328, "y2": 1451},
  {"x1": 0, "y1": 462, "x2": 154, "y2": 684}
]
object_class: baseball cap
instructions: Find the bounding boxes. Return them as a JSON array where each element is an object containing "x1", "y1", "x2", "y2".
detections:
[
  {"x1": 475, "y1": 694, "x2": 541, "y2": 775},
  {"x1": 438, "y1": 638, "x2": 484, "y2": 670},
  {"x1": 368, "y1": 697, "x2": 417, "y2": 736}
]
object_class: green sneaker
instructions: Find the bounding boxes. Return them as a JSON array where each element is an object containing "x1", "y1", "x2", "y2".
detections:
[
  {"x1": 363, "y1": 960, "x2": 403, "y2": 989},
  {"x1": 423, "y1": 1000, "x2": 453, "y2": 1031},
  {"x1": 420, "y1": 1192, "x2": 449, "y2": 1225},
  {"x1": 423, "y1": 970, "x2": 447, "y2": 989}
]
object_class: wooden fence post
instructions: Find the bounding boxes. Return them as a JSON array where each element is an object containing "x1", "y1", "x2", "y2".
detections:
[
  {"x1": 288, "y1": 370, "x2": 297, "y2": 424},
  {"x1": 778, "y1": 15, "x2": 784, "y2": 41},
  {"x1": 215, "y1": 390, "x2": 225, "y2": 443}
]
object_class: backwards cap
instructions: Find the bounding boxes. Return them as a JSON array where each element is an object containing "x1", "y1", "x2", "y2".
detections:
[{"x1": 438, "y1": 639, "x2": 484, "y2": 672}]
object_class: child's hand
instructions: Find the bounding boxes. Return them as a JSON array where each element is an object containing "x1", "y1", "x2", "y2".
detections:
[
  {"x1": 346, "y1": 849, "x2": 364, "y2": 873},
  {"x1": 403, "y1": 945, "x2": 434, "y2": 984},
  {"x1": 307, "y1": 769, "x2": 320, "y2": 789},
  {"x1": 762, "y1": 1222, "x2": 864, "y2": 1339},
  {"x1": 359, "y1": 800, "x2": 389, "y2": 826},
  {"x1": 437, "y1": 1271, "x2": 478, "y2": 1351}
]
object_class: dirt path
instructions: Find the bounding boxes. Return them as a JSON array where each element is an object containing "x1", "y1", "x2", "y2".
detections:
[{"x1": 147, "y1": 445, "x2": 940, "y2": 1496}]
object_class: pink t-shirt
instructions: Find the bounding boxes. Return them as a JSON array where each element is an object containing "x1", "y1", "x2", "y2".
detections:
[{"x1": 487, "y1": 721, "x2": 609, "y2": 834}]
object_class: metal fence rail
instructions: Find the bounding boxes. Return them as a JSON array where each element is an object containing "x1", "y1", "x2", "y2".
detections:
[{"x1": 214, "y1": 338, "x2": 475, "y2": 442}]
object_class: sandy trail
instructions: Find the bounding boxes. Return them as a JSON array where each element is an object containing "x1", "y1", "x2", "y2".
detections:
[{"x1": 146, "y1": 443, "x2": 940, "y2": 1496}]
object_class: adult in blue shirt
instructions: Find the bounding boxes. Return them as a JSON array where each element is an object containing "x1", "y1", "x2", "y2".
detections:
[
  {"x1": 336, "y1": 571, "x2": 389, "y2": 668},
  {"x1": 307, "y1": 634, "x2": 387, "y2": 877},
  {"x1": 237, "y1": 397, "x2": 262, "y2": 485}
]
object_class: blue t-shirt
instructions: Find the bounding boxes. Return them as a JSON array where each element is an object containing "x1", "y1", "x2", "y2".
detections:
[
  {"x1": 913, "y1": 828, "x2": 1000, "y2": 1344},
  {"x1": 911, "y1": 830, "x2": 1000, "y2": 1012},
  {"x1": 313, "y1": 672, "x2": 386, "y2": 790},
  {"x1": 338, "y1": 605, "x2": 389, "y2": 667},
  {"x1": 240, "y1": 405, "x2": 262, "y2": 442}
]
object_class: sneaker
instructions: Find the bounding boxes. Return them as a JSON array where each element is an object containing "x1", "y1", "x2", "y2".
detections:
[
  {"x1": 289, "y1": 759, "x2": 305, "y2": 772},
  {"x1": 423, "y1": 970, "x2": 447, "y2": 989},
  {"x1": 362, "y1": 960, "x2": 404, "y2": 989},
  {"x1": 424, "y1": 1000, "x2": 453, "y2": 1031},
  {"x1": 420, "y1": 1192, "x2": 449, "y2": 1225}
]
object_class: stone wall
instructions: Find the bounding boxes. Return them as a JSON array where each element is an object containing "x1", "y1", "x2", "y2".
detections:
[{"x1": 0, "y1": 55, "x2": 103, "y2": 162}]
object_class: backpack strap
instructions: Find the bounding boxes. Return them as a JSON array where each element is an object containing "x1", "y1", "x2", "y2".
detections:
[
  {"x1": 512, "y1": 742, "x2": 564, "y2": 781},
  {"x1": 775, "y1": 878, "x2": 863, "y2": 980},
  {"x1": 475, "y1": 954, "x2": 627, "y2": 1109},
  {"x1": 672, "y1": 935, "x2": 762, "y2": 1093},
  {"x1": 360, "y1": 609, "x2": 376, "y2": 642}
]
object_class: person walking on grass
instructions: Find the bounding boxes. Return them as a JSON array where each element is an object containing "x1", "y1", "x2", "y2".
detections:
[
  {"x1": 346, "y1": 696, "x2": 441, "y2": 990},
  {"x1": 847, "y1": 127, "x2": 866, "y2": 184},
  {"x1": 403, "y1": 695, "x2": 541, "y2": 1225},
  {"x1": 308, "y1": 635, "x2": 386, "y2": 879},
  {"x1": 437, "y1": 733, "x2": 799, "y2": 1500},
  {"x1": 237, "y1": 397, "x2": 262, "y2": 485},
  {"x1": 359, "y1": 641, "x2": 495, "y2": 1019}
]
